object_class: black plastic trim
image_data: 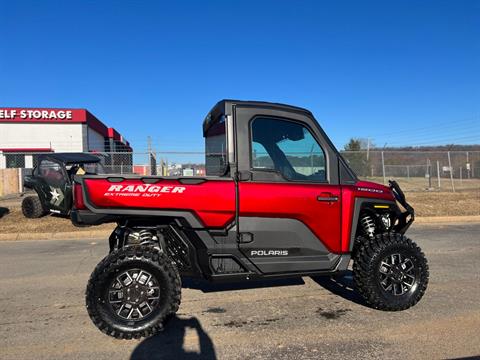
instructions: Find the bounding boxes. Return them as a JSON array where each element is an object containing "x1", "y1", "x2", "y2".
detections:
[
  {"x1": 206, "y1": 254, "x2": 350, "y2": 282},
  {"x1": 107, "y1": 177, "x2": 124, "y2": 183},
  {"x1": 236, "y1": 217, "x2": 341, "y2": 274},
  {"x1": 389, "y1": 180, "x2": 415, "y2": 233},
  {"x1": 71, "y1": 209, "x2": 116, "y2": 226},
  {"x1": 349, "y1": 197, "x2": 399, "y2": 252},
  {"x1": 141, "y1": 178, "x2": 162, "y2": 184},
  {"x1": 178, "y1": 178, "x2": 207, "y2": 185}
]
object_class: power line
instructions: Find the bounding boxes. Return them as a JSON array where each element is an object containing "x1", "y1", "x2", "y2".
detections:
[
  {"x1": 363, "y1": 115, "x2": 479, "y2": 138},
  {"x1": 385, "y1": 131, "x2": 480, "y2": 144}
]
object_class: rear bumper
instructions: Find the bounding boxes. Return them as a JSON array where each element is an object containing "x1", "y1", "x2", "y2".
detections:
[{"x1": 71, "y1": 209, "x2": 115, "y2": 226}]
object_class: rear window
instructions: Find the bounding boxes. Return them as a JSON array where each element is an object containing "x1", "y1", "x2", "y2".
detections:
[{"x1": 205, "y1": 115, "x2": 228, "y2": 176}]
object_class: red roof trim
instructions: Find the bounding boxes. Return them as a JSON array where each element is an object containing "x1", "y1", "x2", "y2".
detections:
[
  {"x1": 85, "y1": 111, "x2": 108, "y2": 137},
  {"x1": 107, "y1": 127, "x2": 121, "y2": 141}
]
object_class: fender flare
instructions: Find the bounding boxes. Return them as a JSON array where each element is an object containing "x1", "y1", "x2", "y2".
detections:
[{"x1": 349, "y1": 197, "x2": 399, "y2": 252}]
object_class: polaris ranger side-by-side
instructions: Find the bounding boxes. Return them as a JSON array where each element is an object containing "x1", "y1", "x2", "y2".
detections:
[
  {"x1": 22, "y1": 153, "x2": 102, "y2": 218},
  {"x1": 71, "y1": 100, "x2": 428, "y2": 339}
]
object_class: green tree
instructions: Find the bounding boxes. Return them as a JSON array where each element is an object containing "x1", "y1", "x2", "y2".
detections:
[
  {"x1": 344, "y1": 138, "x2": 362, "y2": 151},
  {"x1": 342, "y1": 138, "x2": 371, "y2": 177}
]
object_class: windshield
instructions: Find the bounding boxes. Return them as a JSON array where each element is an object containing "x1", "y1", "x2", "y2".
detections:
[
  {"x1": 65, "y1": 162, "x2": 105, "y2": 176},
  {"x1": 205, "y1": 115, "x2": 228, "y2": 176}
]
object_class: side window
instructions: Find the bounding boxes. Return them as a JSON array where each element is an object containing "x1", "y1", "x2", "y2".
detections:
[
  {"x1": 205, "y1": 116, "x2": 228, "y2": 176},
  {"x1": 39, "y1": 160, "x2": 65, "y2": 187},
  {"x1": 250, "y1": 117, "x2": 327, "y2": 182}
]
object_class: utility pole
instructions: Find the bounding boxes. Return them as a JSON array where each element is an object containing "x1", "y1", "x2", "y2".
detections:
[
  {"x1": 366, "y1": 138, "x2": 371, "y2": 161},
  {"x1": 466, "y1": 151, "x2": 471, "y2": 179},
  {"x1": 147, "y1": 136, "x2": 157, "y2": 175},
  {"x1": 447, "y1": 151, "x2": 455, "y2": 192},
  {"x1": 381, "y1": 151, "x2": 386, "y2": 185},
  {"x1": 147, "y1": 136, "x2": 152, "y2": 175},
  {"x1": 147, "y1": 136, "x2": 152, "y2": 154},
  {"x1": 436, "y1": 160, "x2": 441, "y2": 188},
  {"x1": 427, "y1": 158, "x2": 432, "y2": 189}
]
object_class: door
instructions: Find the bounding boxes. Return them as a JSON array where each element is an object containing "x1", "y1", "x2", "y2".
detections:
[
  {"x1": 37, "y1": 159, "x2": 71, "y2": 214},
  {"x1": 237, "y1": 114, "x2": 342, "y2": 274}
]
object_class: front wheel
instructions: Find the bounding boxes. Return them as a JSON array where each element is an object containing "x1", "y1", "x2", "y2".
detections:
[
  {"x1": 86, "y1": 245, "x2": 181, "y2": 339},
  {"x1": 353, "y1": 233, "x2": 429, "y2": 311}
]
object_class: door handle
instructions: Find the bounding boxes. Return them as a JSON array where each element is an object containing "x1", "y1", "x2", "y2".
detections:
[{"x1": 317, "y1": 193, "x2": 339, "y2": 202}]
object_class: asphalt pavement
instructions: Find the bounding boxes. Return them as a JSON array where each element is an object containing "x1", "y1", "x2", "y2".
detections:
[{"x1": 0, "y1": 223, "x2": 479, "y2": 360}]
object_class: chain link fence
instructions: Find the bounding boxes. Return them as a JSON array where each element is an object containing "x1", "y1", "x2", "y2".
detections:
[
  {"x1": 342, "y1": 150, "x2": 480, "y2": 192},
  {"x1": 1, "y1": 150, "x2": 479, "y2": 193}
]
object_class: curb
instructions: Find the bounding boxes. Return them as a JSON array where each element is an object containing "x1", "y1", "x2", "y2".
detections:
[
  {"x1": 0, "y1": 229, "x2": 112, "y2": 241},
  {"x1": 414, "y1": 215, "x2": 480, "y2": 225}
]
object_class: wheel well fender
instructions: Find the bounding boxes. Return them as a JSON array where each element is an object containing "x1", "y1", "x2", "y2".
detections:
[
  {"x1": 349, "y1": 198, "x2": 398, "y2": 252},
  {"x1": 108, "y1": 216, "x2": 212, "y2": 277}
]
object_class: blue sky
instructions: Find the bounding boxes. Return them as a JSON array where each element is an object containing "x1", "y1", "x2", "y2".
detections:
[{"x1": 1, "y1": 0, "x2": 479, "y2": 154}]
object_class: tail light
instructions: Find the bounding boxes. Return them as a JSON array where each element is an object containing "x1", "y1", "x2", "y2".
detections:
[{"x1": 73, "y1": 183, "x2": 87, "y2": 210}]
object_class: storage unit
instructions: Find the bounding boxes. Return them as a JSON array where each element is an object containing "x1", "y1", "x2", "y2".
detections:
[{"x1": 0, "y1": 108, "x2": 132, "y2": 169}]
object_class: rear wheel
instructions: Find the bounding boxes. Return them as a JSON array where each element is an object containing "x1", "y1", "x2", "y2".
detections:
[
  {"x1": 86, "y1": 245, "x2": 181, "y2": 339},
  {"x1": 353, "y1": 233, "x2": 428, "y2": 311},
  {"x1": 21, "y1": 195, "x2": 46, "y2": 218}
]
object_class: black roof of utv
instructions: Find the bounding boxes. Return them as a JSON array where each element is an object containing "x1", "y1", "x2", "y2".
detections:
[
  {"x1": 203, "y1": 99, "x2": 313, "y2": 135},
  {"x1": 40, "y1": 153, "x2": 101, "y2": 164}
]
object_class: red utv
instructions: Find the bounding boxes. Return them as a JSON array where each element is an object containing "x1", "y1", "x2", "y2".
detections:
[{"x1": 71, "y1": 100, "x2": 428, "y2": 339}]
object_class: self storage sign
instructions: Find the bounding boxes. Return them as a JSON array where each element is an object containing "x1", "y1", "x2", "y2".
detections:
[{"x1": 0, "y1": 109, "x2": 73, "y2": 120}]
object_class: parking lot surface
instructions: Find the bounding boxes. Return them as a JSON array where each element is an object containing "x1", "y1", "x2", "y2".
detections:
[{"x1": 0, "y1": 223, "x2": 479, "y2": 359}]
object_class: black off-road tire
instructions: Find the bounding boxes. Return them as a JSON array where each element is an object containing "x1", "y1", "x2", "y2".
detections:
[
  {"x1": 353, "y1": 233, "x2": 429, "y2": 311},
  {"x1": 21, "y1": 195, "x2": 46, "y2": 218},
  {"x1": 86, "y1": 245, "x2": 181, "y2": 339}
]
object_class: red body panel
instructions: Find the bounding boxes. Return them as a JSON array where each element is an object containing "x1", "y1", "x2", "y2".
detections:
[
  {"x1": 83, "y1": 178, "x2": 236, "y2": 228},
  {"x1": 239, "y1": 182, "x2": 342, "y2": 253},
  {"x1": 81, "y1": 177, "x2": 395, "y2": 254}
]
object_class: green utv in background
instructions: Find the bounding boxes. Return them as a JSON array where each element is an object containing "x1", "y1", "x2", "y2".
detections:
[{"x1": 22, "y1": 153, "x2": 103, "y2": 218}]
